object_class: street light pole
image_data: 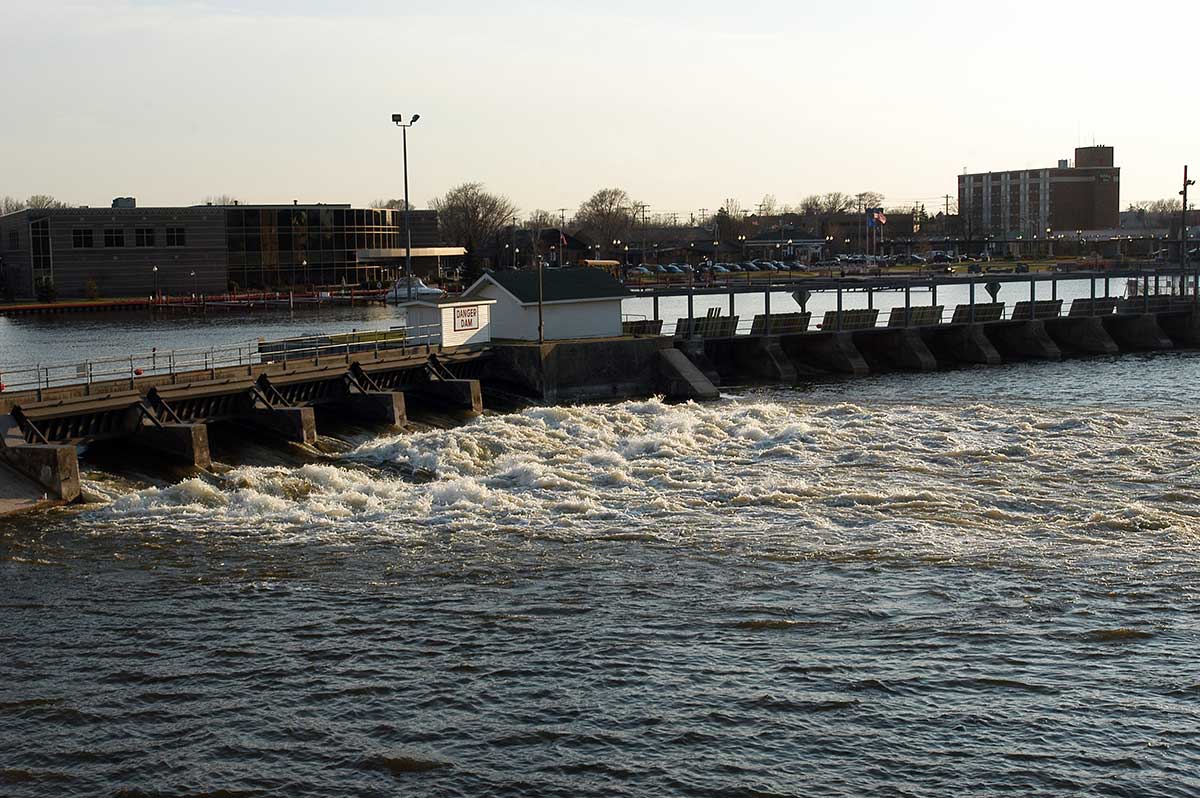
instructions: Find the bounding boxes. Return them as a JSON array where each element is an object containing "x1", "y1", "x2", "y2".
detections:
[
  {"x1": 1182, "y1": 165, "x2": 1194, "y2": 272},
  {"x1": 391, "y1": 112, "x2": 421, "y2": 301}
]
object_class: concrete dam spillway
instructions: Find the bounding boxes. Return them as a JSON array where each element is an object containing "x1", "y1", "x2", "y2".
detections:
[{"x1": 2, "y1": 268, "x2": 1200, "y2": 513}]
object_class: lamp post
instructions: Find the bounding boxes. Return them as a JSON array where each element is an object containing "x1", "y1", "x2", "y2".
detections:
[
  {"x1": 152, "y1": 265, "x2": 159, "y2": 305},
  {"x1": 1182, "y1": 165, "x2": 1194, "y2": 272},
  {"x1": 391, "y1": 112, "x2": 421, "y2": 301},
  {"x1": 190, "y1": 270, "x2": 196, "y2": 298}
]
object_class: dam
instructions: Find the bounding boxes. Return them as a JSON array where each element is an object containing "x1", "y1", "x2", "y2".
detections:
[{"x1": 1, "y1": 266, "x2": 1197, "y2": 514}]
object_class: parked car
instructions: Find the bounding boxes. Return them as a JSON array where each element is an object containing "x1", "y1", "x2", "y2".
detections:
[
  {"x1": 710, "y1": 264, "x2": 729, "y2": 273},
  {"x1": 653, "y1": 264, "x2": 668, "y2": 274},
  {"x1": 1014, "y1": 263, "x2": 1030, "y2": 273},
  {"x1": 628, "y1": 266, "x2": 651, "y2": 276},
  {"x1": 664, "y1": 264, "x2": 683, "y2": 274}
]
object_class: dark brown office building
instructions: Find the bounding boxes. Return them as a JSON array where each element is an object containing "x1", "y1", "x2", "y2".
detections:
[
  {"x1": 0, "y1": 200, "x2": 444, "y2": 300},
  {"x1": 958, "y1": 146, "x2": 1120, "y2": 237}
]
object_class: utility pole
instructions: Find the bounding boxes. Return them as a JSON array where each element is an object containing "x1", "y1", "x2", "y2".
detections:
[
  {"x1": 1182, "y1": 165, "x2": 1194, "y2": 273},
  {"x1": 556, "y1": 207, "x2": 569, "y2": 266},
  {"x1": 633, "y1": 202, "x2": 649, "y2": 266}
]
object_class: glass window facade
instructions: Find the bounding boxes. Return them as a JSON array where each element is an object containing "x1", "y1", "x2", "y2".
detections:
[
  {"x1": 135, "y1": 228, "x2": 155, "y2": 247},
  {"x1": 225, "y1": 207, "x2": 401, "y2": 289},
  {"x1": 73, "y1": 229, "x2": 94, "y2": 248},
  {"x1": 166, "y1": 227, "x2": 186, "y2": 247},
  {"x1": 104, "y1": 228, "x2": 125, "y2": 248},
  {"x1": 31, "y1": 218, "x2": 52, "y2": 285}
]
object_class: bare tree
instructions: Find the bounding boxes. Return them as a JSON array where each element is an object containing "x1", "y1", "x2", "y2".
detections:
[
  {"x1": 854, "y1": 191, "x2": 885, "y2": 212},
  {"x1": 370, "y1": 198, "x2": 411, "y2": 210},
  {"x1": 525, "y1": 209, "x2": 559, "y2": 230},
  {"x1": 429, "y1": 182, "x2": 517, "y2": 281},
  {"x1": 575, "y1": 188, "x2": 637, "y2": 248},
  {"x1": 201, "y1": 194, "x2": 241, "y2": 206},
  {"x1": 820, "y1": 192, "x2": 855, "y2": 214},
  {"x1": 22, "y1": 194, "x2": 71, "y2": 209},
  {"x1": 799, "y1": 195, "x2": 824, "y2": 215},
  {"x1": 2, "y1": 196, "x2": 26, "y2": 214},
  {"x1": 757, "y1": 194, "x2": 779, "y2": 216}
]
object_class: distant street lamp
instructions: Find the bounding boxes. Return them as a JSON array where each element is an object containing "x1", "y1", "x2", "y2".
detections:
[
  {"x1": 190, "y1": 270, "x2": 196, "y2": 297},
  {"x1": 152, "y1": 265, "x2": 159, "y2": 303},
  {"x1": 391, "y1": 112, "x2": 421, "y2": 300}
]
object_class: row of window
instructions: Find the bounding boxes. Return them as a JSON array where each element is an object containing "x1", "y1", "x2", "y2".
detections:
[
  {"x1": 228, "y1": 231, "x2": 400, "y2": 253},
  {"x1": 72, "y1": 227, "x2": 186, "y2": 248},
  {"x1": 226, "y1": 208, "x2": 401, "y2": 229}
]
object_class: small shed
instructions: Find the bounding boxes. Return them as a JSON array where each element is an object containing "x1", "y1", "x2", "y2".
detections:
[
  {"x1": 399, "y1": 297, "x2": 495, "y2": 348},
  {"x1": 460, "y1": 268, "x2": 632, "y2": 341}
]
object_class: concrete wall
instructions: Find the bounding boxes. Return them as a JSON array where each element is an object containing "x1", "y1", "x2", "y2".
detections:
[{"x1": 487, "y1": 337, "x2": 669, "y2": 402}]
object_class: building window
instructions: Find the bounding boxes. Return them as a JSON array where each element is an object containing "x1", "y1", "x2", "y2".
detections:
[
  {"x1": 72, "y1": 229, "x2": 94, "y2": 248},
  {"x1": 135, "y1": 228, "x2": 155, "y2": 247},
  {"x1": 104, "y1": 228, "x2": 125, "y2": 247},
  {"x1": 7, "y1": 230, "x2": 17, "y2": 250},
  {"x1": 166, "y1": 227, "x2": 186, "y2": 247}
]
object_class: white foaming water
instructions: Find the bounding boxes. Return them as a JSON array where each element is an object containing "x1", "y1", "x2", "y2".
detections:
[{"x1": 81, "y1": 393, "x2": 1200, "y2": 574}]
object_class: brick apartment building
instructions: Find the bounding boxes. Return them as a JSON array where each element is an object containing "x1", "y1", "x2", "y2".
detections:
[{"x1": 958, "y1": 145, "x2": 1120, "y2": 238}]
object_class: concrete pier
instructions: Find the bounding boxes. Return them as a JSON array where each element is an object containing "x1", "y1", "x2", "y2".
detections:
[
  {"x1": 0, "y1": 441, "x2": 81, "y2": 503},
  {"x1": 250, "y1": 406, "x2": 318, "y2": 445},
  {"x1": 657, "y1": 349, "x2": 719, "y2": 400},
  {"x1": 131, "y1": 422, "x2": 212, "y2": 469},
  {"x1": 853, "y1": 328, "x2": 937, "y2": 372},
  {"x1": 1043, "y1": 317, "x2": 1119, "y2": 356},
  {"x1": 779, "y1": 332, "x2": 869, "y2": 376},
  {"x1": 1102, "y1": 314, "x2": 1174, "y2": 351},
  {"x1": 1154, "y1": 310, "x2": 1200, "y2": 347},
  {"x1": 0, "y1": 463, "x2": 63, "y2": 516},
  {"x1": 676, "y1": 338, "x2": 723, "y2": 386},
  {"x1": 984, "y1": 321, "x2": 1062, "y2": 361},
  {"x1": 698, "y1": 335, "x2": 798, "y2": 384},
  {"x1": 921, "y1": 324, "x2": 1002, "y2": 366},
  {"x1": 333, "y1": 391, "x2": 407, "y2": 426},
  {"x1": 409, "y1": 379, "x2": 483, "y2": 414}
]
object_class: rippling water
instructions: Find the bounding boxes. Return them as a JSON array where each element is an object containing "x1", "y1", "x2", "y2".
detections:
[{"x1": 3, "y1": 354, "x2": 1200, "y2": 796}]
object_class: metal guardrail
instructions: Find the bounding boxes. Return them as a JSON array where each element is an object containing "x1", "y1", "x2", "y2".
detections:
[
  {"x1": 665, "y1": 292, "x2": 1200, "y2": 338},
  {"x1": 624, "y1": 264, "x2": 1200, "y2": 296},
  {"x1": 0, "y1": 323, "x2": 445, "y2": 395}
]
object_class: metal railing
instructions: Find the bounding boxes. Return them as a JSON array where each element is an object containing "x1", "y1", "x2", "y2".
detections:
[
  {"x1": 661, "y1": 290, "x2": 1199, "y2": 338},
  {"x1": 0, "y1": 322, "x2": 446, "y2": 395}
]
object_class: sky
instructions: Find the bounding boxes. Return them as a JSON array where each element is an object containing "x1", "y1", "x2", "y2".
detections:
[{"x1": 1, "y1": 0, "x2": 1197, "y2": 218}]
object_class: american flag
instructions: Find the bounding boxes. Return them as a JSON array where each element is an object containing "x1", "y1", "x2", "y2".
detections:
[{"x1": 873, "y1": 209, "x2": 888, "y2": 225}]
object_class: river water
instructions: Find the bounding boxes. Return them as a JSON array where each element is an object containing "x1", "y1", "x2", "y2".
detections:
[{"x1": 2, "y1": 310, "x2": 1200, "y2": 796}]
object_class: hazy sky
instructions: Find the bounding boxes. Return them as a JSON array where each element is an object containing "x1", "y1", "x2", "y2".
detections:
[{"x1": 2, "y1": 0, "x2": 1196, "y2": 218}]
